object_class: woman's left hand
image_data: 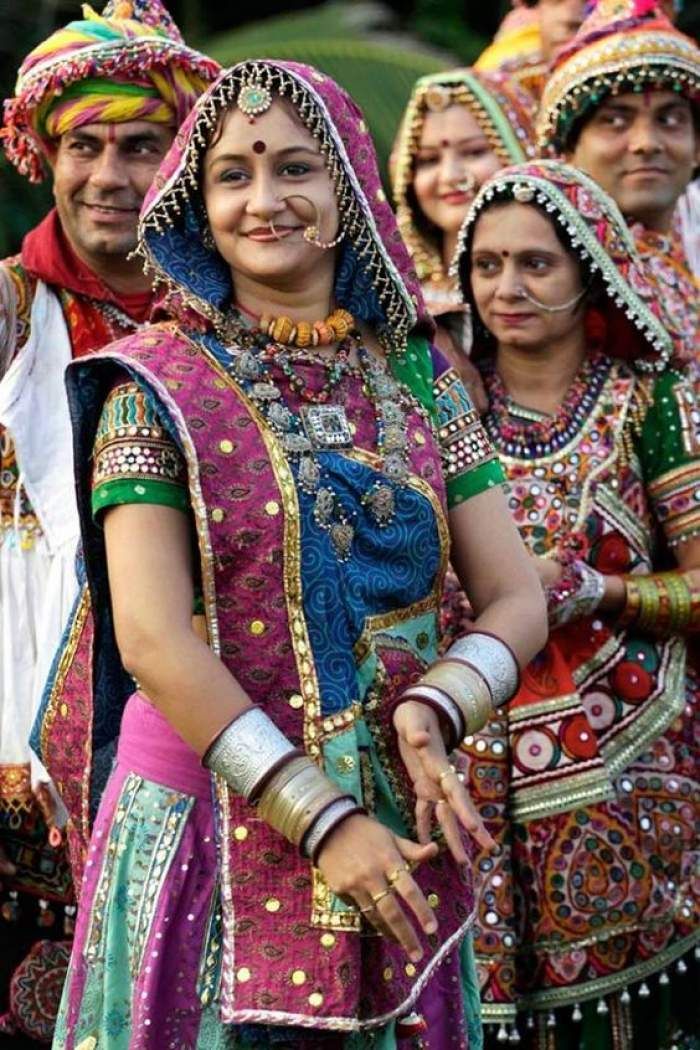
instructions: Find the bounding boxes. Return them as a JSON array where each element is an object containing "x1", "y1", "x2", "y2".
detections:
[{"x1": 393, "y1": 700, "x2": 496, "y2": 861}]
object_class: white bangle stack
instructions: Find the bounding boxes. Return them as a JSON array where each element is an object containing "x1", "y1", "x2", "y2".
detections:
[{"x1": 445, "y1": 631, "x2": 519, "y2": 708}]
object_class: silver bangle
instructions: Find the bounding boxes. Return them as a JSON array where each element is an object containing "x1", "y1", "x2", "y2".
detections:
[
  {"x1": 303, "y1": 797, "x2": 359, "y2": 860},
  {"x1": 203, "y1": 707, "x2": 297, "y2": 800},
  {"x1": 446, "y1": 633, "x2": 519, "y2": 707},
  {"x1": 401, "y1": 684, "x2": 464, "y2": 743}
]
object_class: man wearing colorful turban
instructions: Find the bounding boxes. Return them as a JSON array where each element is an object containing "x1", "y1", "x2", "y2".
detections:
[
  {"x1": 0, "y1": 1, "x2": 218, "y2": 1039},
  {"x1": 538, "y1": 0, "x2": 699, "y2": 367}
]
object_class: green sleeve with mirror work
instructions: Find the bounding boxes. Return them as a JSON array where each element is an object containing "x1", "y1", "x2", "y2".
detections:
[
  {"x1": 91, "y1": 380, "x2": 189, "y2": 520},
  {"x1": 390, "y1": 334, "x2": 504, "y2": 508},
  {"x1": 636, "y1": 370, "x2": 700, "y2": 549}
]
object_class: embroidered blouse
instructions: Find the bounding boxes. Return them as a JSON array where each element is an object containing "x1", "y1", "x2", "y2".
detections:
[{"x1": 92, "y1": 344, "x2": 503, "y2": 519}]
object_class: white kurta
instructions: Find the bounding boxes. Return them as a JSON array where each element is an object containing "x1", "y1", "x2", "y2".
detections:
[{"x1": 0, "y1": 279, "x2": 79, "y2": 796}]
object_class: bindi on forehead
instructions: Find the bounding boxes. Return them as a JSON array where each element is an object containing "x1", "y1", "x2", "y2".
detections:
[
  {"x1": 253, "y1": 140, "x2": 266, "y2": 154},
  {"x1": 107, "y1": 125, "x2": 117, "y2": 144}
]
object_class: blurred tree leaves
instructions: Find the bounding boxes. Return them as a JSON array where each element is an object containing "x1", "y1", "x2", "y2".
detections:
[
  {"x1": 205, "y1": 3, "x2": 486, "y2": 180},
  {"x1": 2, "y1": 0, "x2": 696, "y2": 258}
]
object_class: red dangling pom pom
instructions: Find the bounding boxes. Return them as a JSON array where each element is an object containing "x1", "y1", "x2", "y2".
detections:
[
  {"x1": 584, "y1": 306, "x2": 608, "y2": 350},
  {"x1": 396, "y1": 1011, "x2": 428, "y2": 1038}
]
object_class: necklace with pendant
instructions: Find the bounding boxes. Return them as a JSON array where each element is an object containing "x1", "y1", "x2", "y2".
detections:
[{"x1": 216, "y1": 316, "x2": 418, "y2": 561}]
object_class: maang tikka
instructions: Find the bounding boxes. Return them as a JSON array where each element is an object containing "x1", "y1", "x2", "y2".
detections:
[{"x1": 237, "y1": 73, "x2": 273, "y2": 123}]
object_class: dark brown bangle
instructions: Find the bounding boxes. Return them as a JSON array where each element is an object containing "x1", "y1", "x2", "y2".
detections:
[
  {"x1": 302, "y1": 799, "x2": 366, "y2": 866},
  {"x1": 391, "y1": 689, "x2": 464, "y2": 751}
]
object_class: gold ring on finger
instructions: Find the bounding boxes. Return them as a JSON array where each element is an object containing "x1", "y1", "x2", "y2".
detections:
[
  {"x1": 386, "y1": 863, "x2": 411, "y2": 886},
  {"x1": 371, "y1": 886, "x2": 394, "y2": 905}
]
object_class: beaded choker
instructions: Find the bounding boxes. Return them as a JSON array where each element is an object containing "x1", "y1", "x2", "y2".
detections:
[
  {"x1": 482, "y1": 352, "x2": 611, "y2": 458},
  {"x1": 234, "y1": 303, "x2": 355, "y2": 348}
]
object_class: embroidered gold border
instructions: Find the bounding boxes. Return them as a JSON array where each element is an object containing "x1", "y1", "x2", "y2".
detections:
[
  {"x1": 39, "y1": 585, "x2": 92, "y2": 845},
  {"x1": 518, "y1": 930, "x2": 699, "y2": 1012},
  {"x1": 511, "y1": 767, "x2": 615, "y2": 823},
  {"x1": 508, "y1": 691, "x2": 580, "y2": 724}
]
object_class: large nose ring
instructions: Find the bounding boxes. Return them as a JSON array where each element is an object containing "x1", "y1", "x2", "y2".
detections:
[
  {"x1": 282, "y1": 194, "x2": 344, "y2": 251},
  {"x1": 267, "y1": 217, "x2": 284, "y2": 241}
]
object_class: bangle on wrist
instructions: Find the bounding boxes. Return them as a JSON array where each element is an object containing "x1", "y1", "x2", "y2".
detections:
[
  {"x1": 545, "y1": 559, "x2": 606, "y2": 628},
  {"x1": 203, "y1": 707, "x2": 353, "y2": 854},
  {"x1": 257, "y1": 758, "x2": 348, "y2": 848},
  {"x1": 202, "y1": 706, "x2": 299, "y2": 801},
  {"x1": 445, "y1": 631, "x2": 520, "y2": 707},
  {"x1": 302, "y1": 798, "x2": 365, "y2": 865},
  {"x1": 420, "y1": 660, "x2": 493, "y2": 735},
  {"x1": 397, "y1": 684, "x2": 465, "y2": 749},
  {"x1": 620, "y1": 572, "x2": 695, "y2": 636}
]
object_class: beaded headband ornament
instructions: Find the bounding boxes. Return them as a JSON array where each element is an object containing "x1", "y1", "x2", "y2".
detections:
[
  {"x1": 451, "y1": 159, "x2": 677, "y2": 371},
  {"x1": 1, "y1": 0, "x2": 220, "y2": 183},
  {"x1": 538, "y1": 0, "x2": 700, "y2": 153},
  {"x1": 391, "y1": 69, "x2": 536, "y2": 284},
  {"x1": 137, "y1": 60, "x2": 427, "y2": 354}
]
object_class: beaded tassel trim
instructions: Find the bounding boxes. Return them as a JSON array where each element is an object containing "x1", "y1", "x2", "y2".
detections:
[
  {"x1": 137, "y1": 61, "x2": 417, "y2": 355},
  {"x1": 451, "y1": 160, "x2": 675, "y2": 372}
]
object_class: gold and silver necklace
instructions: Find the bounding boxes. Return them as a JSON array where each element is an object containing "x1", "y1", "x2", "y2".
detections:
[{"x1": 221, "y1": 318, "x2": 415, "y2": 561}]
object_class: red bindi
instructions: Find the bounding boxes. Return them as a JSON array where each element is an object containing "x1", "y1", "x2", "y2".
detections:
[
  {"x1": 107, "y1": 125, "x2": 117, "y2": 144},
  {"x1": 440, "y1": 139, "x2": 450, "y2": 148},
  {"x1": 253, "y1": 140, "x2": 266, "y2": 154}
]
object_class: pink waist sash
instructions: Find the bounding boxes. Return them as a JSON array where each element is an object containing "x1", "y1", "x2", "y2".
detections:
[{"x1": 116, "y1": 692, "x2": 213, "y2": 801}]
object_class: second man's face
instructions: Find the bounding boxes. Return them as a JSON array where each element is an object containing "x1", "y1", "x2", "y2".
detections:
[{"x1": 568, "y1": 90, "x2": 698, "y2": 233}]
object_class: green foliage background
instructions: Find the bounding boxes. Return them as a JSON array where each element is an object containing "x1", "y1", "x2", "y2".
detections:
[{"x1": 1, "y1": 0, "x2": 698, "y2": 259}]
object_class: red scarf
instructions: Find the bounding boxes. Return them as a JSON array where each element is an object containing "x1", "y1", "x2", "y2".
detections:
[{"x1": 20, "y1": 210, "x2": 153, "y2": 358}]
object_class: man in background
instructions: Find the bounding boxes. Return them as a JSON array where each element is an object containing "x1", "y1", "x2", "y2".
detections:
[{"x1": 0, "y1": 1, "x2": 217, "y2": 1040}]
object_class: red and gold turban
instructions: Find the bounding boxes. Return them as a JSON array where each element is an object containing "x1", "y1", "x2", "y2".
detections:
[{"x1": 2, "y1": 0, "x2": 220, "y2": 183}]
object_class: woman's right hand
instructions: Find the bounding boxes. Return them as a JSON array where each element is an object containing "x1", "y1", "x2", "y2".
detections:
[{"x1": 316, "y1": 813, "x2": 439, "y2": 961}]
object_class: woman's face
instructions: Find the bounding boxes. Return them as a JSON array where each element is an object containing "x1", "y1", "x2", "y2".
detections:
[
  {"x1": 470, "y1": 202, "x2": 585, "y2": 351},
  {"x1": 412, "y1": 104, "x2": 503, "y2": 237},
  {"x1": 203, "y1": 98, "x2": 340, "y2": 289}
]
